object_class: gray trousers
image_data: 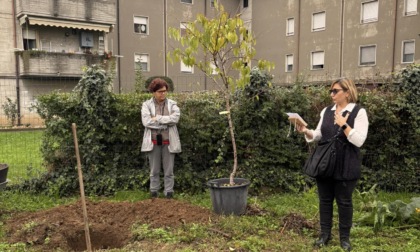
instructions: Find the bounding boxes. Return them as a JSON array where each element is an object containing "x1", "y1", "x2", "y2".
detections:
[{"x1": 148, "y1": 144, "x2": 175, "y2": 195}]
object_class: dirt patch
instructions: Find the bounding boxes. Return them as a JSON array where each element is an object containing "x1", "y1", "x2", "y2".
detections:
[
  {"x1": 4, "y1": 198, "x2": 217, "y2": 251},
  {"x1": 280, "y1": 212, "x2": 316, "y2": 235}
]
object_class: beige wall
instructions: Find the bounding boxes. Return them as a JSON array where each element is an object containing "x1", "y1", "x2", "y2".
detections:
[{"x1": 0, "y1": 0, "x2": 17, "y2": 76}]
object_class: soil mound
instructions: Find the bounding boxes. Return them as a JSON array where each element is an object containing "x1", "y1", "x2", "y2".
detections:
[{"x1": 4, "y1": 198, "x2": 216, "y2": 251}]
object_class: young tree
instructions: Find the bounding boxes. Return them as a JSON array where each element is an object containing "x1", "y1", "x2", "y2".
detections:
[{"x1": 168, "y1": 2, "x2": 274, "y2": 185}]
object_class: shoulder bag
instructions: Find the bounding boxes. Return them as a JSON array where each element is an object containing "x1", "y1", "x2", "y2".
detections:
[{"x1": 303, "y1": 129, "x2": 341, "y2": 179}]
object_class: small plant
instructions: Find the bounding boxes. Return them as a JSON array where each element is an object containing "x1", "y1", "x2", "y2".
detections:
[
  {"x1": 2, "y1": 97, "x2": 20, "y2": 126},
  {"x1": 131, "y1": 223, "x2": 176, "y2": 243},
  {"x1": 22, "y1": 221, "x2": 38, "y2": 233},
  {"x1": 356, "y1": 185, "x2": 420, "y2": 232}
]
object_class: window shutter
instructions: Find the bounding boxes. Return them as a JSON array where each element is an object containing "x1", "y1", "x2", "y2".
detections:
[
  {"x1": 313, "y1": 12, "x2": 326, "y2": 30},
  {"x1": 22, "y1": 29, "x2": 36, "y2": 39},
  {"x1": 404, "y1": 41, "x2": 415, "y2": 54},
  {"x1": 312, "y1": 51, "x2": 324, "y2": 65},
  {"x1": 287, "y1": 18, "x2": 294, "y2": 35},
  {"x1": 134, "y1": 16, "x2": 147, "y2": 25},
  {"x1": 406, "y1": 0, "x2": 418, "y2": 14},
  {"x1": 286, "y1": 55, "x2": 293, "y2": 65},
  {"x1": 362, "y1": 1, "x2": 378, "y2": 22},
  {"x1": 361, "y1": 46, "x2": 376, "y2": 64}
]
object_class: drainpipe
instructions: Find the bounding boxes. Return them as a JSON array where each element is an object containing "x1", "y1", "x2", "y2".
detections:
[
  {"x1": 164, "y1": 0, "x2": 167, "y2": 77},
  {"x1": 296, "y1": 0, "x2": 301, "y2": 80},
  {"x1": 339, "y1": 0, "x2": 344, "y2": 77},
  {"x1": 12, "y1": 0, "x2": 21, "y2": 125},
  {"x1": 204, "y1": 0, "x2": 207, "y2": 90},
  {"x1": 391, "y1": 0, "x2": 398, "y2": 74},
  {"x1": 117, "y1": 0, "x2": 121, "y2": 93}
]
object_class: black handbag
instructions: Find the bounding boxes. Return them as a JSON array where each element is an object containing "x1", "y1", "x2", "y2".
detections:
[{"x1": 303, "y1": 130, "x2": 341, "y2": 179}]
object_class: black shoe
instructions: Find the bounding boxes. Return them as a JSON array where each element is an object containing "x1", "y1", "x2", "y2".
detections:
[
  {"x1": 150, "y1": 191, "x2": 158, "y2": 198},
  {"x1": 314, "y1": 233, "x2": 331, "y2": 247},
  {"x1": 166, "y1": 192, "x2": 173, "y2": 199},
  {"x1": 340, "y1": 239, "x2": 352, "y2": 251}
]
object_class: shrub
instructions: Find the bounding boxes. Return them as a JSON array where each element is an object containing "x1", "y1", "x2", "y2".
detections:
[
  {"x1": 2, "y1": 97, "x2": 20, "y2": 126},
  {"x1": 14, "y1": 65, "x2": 419, "y2": 196}
]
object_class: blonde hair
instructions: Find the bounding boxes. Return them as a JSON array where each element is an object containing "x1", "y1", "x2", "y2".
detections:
[{"x1": 331, "y1": 78, "x2": 358, "y2": 103}]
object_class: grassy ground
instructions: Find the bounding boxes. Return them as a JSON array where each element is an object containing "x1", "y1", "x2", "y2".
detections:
[
  {"x1": 0, "y1": 130, "x2": 44, "y2": 182},
  {"x1": 0, "y1": 189, "x2": 419, "y2": 252},
  {"x1": 0, "y1": 131, "x2": 419, "y2": 251}
]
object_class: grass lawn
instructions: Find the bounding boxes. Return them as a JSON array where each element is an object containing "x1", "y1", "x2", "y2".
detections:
[
  {"x1": 0, "y1": 130, "x2": 44, "y2": 182},
  {"x1": 0, "y1": 131, "x2": 418, "y2": 251},
  {"x1": 0, "y1": 189, "x2": 419, "y2": 252}
]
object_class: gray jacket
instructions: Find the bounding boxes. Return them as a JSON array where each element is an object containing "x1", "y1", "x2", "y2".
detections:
[{"x1": 141, "y1": 98, "x2": 181, "y2": 153}]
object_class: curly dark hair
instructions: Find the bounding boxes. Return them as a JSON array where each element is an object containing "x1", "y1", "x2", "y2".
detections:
[{"x1": 148, "y1": 78, "x2": 169, "y2": 93}]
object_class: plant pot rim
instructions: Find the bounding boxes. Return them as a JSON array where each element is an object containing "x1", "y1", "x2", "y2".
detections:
[{"x1": 207, "y1": 178, "x2": 250, "y2": 189}]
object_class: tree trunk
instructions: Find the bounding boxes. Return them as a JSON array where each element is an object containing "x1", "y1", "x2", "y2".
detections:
[{"x1": 225, "y1": 91, "x2": 237, "y2": 185}]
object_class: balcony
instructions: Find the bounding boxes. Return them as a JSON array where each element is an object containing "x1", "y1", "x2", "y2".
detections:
[
  {"x1": 16, "y1": 50, "x2": 113, "y2": 78},
  {"x1": 15, "y1": 0, "x2": 116, "y2": 25}
]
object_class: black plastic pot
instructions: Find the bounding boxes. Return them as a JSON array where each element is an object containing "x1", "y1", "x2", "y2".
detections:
[
  {"x1": 0, "y1": 163, "x2": 8, "y2": 183},
  {"x1": 207, "y1": 178, "x2": 250, "y2": 215}
]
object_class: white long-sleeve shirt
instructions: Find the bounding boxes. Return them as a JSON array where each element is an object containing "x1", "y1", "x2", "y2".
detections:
[{"x1": 305, "y1": 103, "x2": 369, "y2": 147}]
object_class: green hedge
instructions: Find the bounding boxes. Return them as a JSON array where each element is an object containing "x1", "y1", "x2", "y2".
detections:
[{"x1": 16, "y1": 65, "x2": 420, "y2": 196}]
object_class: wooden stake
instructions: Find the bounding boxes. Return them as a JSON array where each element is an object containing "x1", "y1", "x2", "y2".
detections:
[{"x1": 71, "y1": 123, "x2": 92, "y2": 252}]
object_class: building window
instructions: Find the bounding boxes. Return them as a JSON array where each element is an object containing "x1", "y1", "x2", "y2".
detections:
[
  {"x1": 312, "y1": 11, "x2": 326, "y2": 32},
  {"x1": 405, "y1": 0, "x2": 418, "y2": 16},
  {"x1": 80, "y1": 32, "x2": 94, "y2": 48},
  {"x1": 311, "y1": 51, "x2": 324, "y2": 70},
  {"x1": 361, "y1": 1, "x2": 379, "y2": 23},
  {"x1": 134, "y1": 16, "x2": 148, "y2": 35},
  {"x1": 180, "y1": 22, "x2": 188, "y2": 37},
  {"x1": 181, "y1": 61, "x2": 193, "y2": 73},
  {"x1": 22, "y1": 29, "x2": 36, "y2": 50},
  {"x1": 135, "y1": 54, "x2": 149, "y2": 71},
  {"x1": 286, "y1": 18, "x2": 294, "y2": 36},
  {"x1": 243, "y1": 0, "x2": 249, "y2": 8},
  {"x1": 181, "y1": 0, "x2": 192, "y2": 4},
  {"x1": 211, "y1": 0, "x2": 215, "y2": 7},
  {"x1": 402, "y1": 40, "x2": 415, "y2": 63},
  {"x1": 359, "y1": 45, "x2": 376, "y2": 66},
  {"x1": 286, "y1": 54, "x2": 293, "y2": 72},
  {"x1": 210, "y1": 63, "x2": 217, "y2": 75}
]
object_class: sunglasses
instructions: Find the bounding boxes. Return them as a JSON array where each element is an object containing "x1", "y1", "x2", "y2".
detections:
[
  {"x1": 156, "y1": 90, "x2": 167, "y2": 94},
  {"x1": 329, "y1": 89, "x2": 344, "y2": 95}
]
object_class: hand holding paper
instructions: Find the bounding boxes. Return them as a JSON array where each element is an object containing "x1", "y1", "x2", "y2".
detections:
[{"x1": 286, "y1": 113, "x2": 308, "y2": 127}]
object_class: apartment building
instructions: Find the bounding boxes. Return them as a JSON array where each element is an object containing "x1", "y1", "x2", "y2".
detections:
[
  {"x1": 113, "y1": 0, "x2": 419, "y2": 90},
  {"x1": 111, "y1": 0, "x2": 242, "y2": 92},
  {"x1": 252, "y1": 0, "x2": 420, "y2": 85},
  {"x1": 0, "y1": 0, "x2": 116, "y2": 125},
  {"x1": 1, "y1": 0, "x2": 419, "y2": 124}
]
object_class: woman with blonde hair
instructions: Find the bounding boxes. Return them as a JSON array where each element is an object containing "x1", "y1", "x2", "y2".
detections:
[{"x1": 297, "y1": 78, "x2": 369, "y2": 251}]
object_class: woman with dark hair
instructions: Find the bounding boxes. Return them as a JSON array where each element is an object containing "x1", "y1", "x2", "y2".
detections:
[
  {"x1": 141, "y1": 78, "x2": 181, "y2": 199},
  {"x1": 296, "y1": 78, "x2": 369, "y2": 251}
]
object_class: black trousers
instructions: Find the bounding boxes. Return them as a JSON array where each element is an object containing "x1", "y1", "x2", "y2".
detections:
[{"x1": 316, "y1": 178, "x2": 357, "y2": 239}]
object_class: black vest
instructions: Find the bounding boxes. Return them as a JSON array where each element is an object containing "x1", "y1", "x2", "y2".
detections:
[{"x1": 321, "y1": 105, "x2": 362, "y2": 180}]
